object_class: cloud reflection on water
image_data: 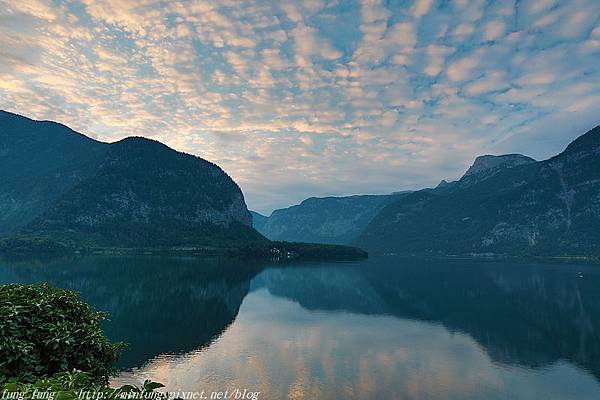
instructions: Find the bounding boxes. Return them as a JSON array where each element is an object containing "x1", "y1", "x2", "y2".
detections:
[{"x1": 115, "y1": 286, "x2": 600, "y2": 400}]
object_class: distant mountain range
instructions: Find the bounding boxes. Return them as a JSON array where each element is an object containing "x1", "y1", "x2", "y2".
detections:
[
  {"x1": 255, "y1": 126, "x2": 600, "y2": 257},
  {"x1": 3, "y1": 110, "x2": 597, "y2": 258},
  {"x1": 251, "y1": 156, "x2": 543, "y2": 246},
  {"x1": 252, "y1": 194, "x2": 410, "y2": 244}
]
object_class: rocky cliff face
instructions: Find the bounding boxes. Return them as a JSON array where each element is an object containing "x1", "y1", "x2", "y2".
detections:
[
  {"x1": 255, "y1": 194, "x2": 409, "y2": 244},
  {"x1": 0, "y1": 111, "x2": 262, "y2": 248},
  {"x1": 463, "y1": 154, "x2": 536, "y2": 178},
  {"x1": 434, "y1": 154, "x2": 537, "y2": 191},
  {"x1": 477, "y1": 126, "x2": 600, "y2": 254},
  {"x1": 357, "y1": 126, "x2": 600, "y2": 256}
]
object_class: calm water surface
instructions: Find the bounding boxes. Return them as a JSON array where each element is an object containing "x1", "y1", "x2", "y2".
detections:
[{"x1": 1, "y1": 256, "x2": 600, "y2": 399}]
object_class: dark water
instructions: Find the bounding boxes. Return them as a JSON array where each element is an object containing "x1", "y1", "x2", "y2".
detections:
[{"x1": 1, "y1": 256, "x2": 600, "y2": 399}]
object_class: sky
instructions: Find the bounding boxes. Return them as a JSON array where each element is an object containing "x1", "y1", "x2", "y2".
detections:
[{"x1": 1, "y1": 0, "x2": 599, "y2": 214}]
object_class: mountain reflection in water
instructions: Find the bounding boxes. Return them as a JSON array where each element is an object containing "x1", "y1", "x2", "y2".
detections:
[{"x1": 1, "y1": 256, "x2": 599, "y2": 399}]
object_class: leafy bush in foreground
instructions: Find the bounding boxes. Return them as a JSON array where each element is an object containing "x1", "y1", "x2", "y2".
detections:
[
  {"x1": 2, "y1": 370, "x2": 166, "y2": 400},
  {"x1": 0, "y1": 283, "x2": 124, "y2": 383}
]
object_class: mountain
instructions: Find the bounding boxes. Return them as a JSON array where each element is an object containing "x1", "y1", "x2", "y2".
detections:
[
  {"x1": 428, "y1": 154, "x2": 537, "y2": 194},
  {"x1": 0, "y1": 111, "x2": 108, "y2": 235},
  {"x1": 0, "y1": 110, "x2": 263, "y2": 249},
  {"x1": 255, "y1": 193, "x2": 410, "y2": 244},
  {"x1": 250, "y1": 211, "x2": 268, "y2": 231},
  {"x1": 463, "y1": 154, "x2": 536, "y2": 178},
  {"x1": 356, "y1": 126, "x2": 600, "y2": 257},
  {"x1": 460, "y1": 154, "x2": 537, "y2": 187},
  {"x1": 435, "y1": 179, "x2": 451, "y2": 189}
]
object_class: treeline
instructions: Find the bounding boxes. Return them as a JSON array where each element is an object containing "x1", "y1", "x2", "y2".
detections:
[{"x1": 0, "y1": 235, "x2": 368, "y2": 262}]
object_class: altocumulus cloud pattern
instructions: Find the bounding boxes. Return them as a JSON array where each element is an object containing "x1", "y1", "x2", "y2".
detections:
[{"x1": 1, "y1": 0, "x2": 599, "y2": 213}]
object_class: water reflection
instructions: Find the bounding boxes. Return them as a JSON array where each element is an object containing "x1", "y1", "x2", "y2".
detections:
[
  {"x1": 1, "y1": 256, "x2": 599, "y2": 399},
  {"x1": 115, "y1": 289, "x2": 600, "y2": 399},
  {"x1": 0, "y1": 255, "x2": 263, "y2": 368},
  {"x1": 254, "y1": 258, "x2": 600, "y2": 381}
]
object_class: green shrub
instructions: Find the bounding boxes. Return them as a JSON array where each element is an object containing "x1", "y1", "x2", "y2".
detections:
[
  {"x1": 1, "y1": 370, "x2": 166, "y2": 400},
  {"x1": 0, "y1": 283, "x2": 125, "y2": 383}
]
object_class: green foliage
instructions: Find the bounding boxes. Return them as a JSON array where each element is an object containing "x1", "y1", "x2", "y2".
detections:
[
  {"x1": 0, "y1": 236, "x2": 72, "y2": 256},
  {"x1": 1, "y1": 370, "x2": 166, "y2": 400},
  {"x1": 0, "y1": 284, "x2": 124, "y2": 384},
  {"x1": 18, "y1": 137, "x2": 262, "y2": 249}
]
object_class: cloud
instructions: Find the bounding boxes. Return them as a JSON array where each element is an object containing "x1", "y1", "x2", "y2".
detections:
[
  {"x1": 291, "y1": 23, "x2": 343, "y2": 64},
  {"x1": 424, "y1": 45, "x2": 454, "y2": 76},
  {"x1": 465, "y1": 71, "x2": 508, "y2": 95},
  {"x1": 527, "y1": 0, "x2": 557, "y2": 14},
  {"x1": 412, "y1": 0, "x2": 434, "y2": 18},
  {"x1": 453, "y1": 23, "x2": 475, "y2": 38},
  {"x1": 447, "y1": 53, "x2": 481, "y2": 81},
  {"x1": 1, "y1": 0, "x2": 599, "y2": 213},
  {"x1": 483, "y1": 20, "x2": 505, "y2": 41}
]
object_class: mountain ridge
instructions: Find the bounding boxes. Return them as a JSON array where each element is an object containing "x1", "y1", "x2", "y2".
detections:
[
  {"x1": 0, "y1": 110, "x2": 368, "y2": 261},
  {"x1": 0, "y1": 110, "x2": 110, "y2": 234},
  {"x1": 254, "y1": 193, "x2": 410, "y2": 244},
  {"x1": 356, "y1": 125, "x2": 600, "y2": 257},
  {"x1": 0, "y1": 110, "x2": 260, "y2": 248},
  {"x1": 463, "y1": 154, "x2": 536, "y2": 178}
]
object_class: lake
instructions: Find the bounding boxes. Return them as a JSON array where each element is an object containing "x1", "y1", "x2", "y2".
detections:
[{"x1": 1, "y1": 255, "x2": 600, "y2": 399}]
